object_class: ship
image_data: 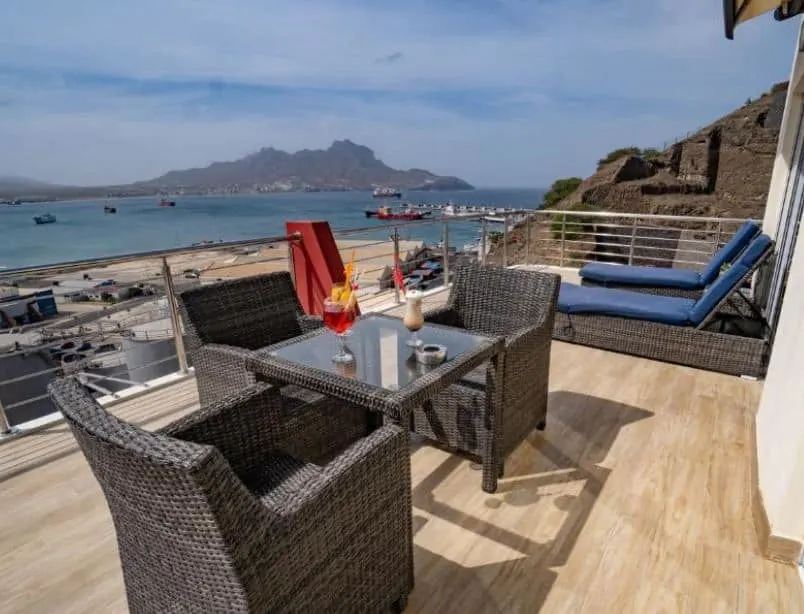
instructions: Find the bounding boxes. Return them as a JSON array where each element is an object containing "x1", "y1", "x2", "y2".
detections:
[
  {"x1": 370, "y1": 206, "x2": 429, "y2": 221},
  {"x1": 104, "y1": 203, "x2": 117, "y2": 214},
  {"x1": 158, "y1": 199, "x2": 176, "y2": 207},
  {"x1": 442, "y1": 203, "x2": 479, "y2": 218},
  {"x1": 372, "y1": 187, "x2": 402, "y2": 199},
  {"x1": 33, "y1": 213, "x2": 56, "y2": 225}
]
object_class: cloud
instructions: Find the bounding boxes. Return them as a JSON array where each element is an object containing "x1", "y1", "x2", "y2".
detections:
[
  {"x1": 377, "y1": 52, "x2": 404, "y2": 64},
  {"x1": 0, "y1": 0, "x2": 797, "y2": 186}
]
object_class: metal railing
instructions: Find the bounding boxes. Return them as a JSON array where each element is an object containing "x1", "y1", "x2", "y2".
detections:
[
  {"x1": 481, "y1": 209, "x2": 752, "y2": 270},
  {"x1": 0, "y1": 208, "x2": 754, "y2": 441},
  {"x1": 0, "y1": 232, "x2": 297, "y2": 438}
]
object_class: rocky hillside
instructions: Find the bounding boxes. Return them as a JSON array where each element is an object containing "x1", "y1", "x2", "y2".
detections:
[
  {"x1": 139, "y1": 140, "x2": 474, "y2": 192},
  {"x1": 555, "y1": 82, "x2": 787, "y2": 219},
  {"x1": 493, "y1": 82, "x2": 787, "y2": 267}
]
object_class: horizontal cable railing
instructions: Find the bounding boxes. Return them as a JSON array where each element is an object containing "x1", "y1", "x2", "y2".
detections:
[
  {"x1": 0, "y1": 209, "x2": 755, "y2": 440},
  {"x1": 0, "y1": 233, "x2": 299, "y2": 436}
]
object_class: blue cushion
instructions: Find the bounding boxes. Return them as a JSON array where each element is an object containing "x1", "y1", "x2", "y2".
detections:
[
  {"x1": 688, "y1": 234, "x2": 772, "y2": 325},
  {"x1": 579, "y1": 262, "x2": 703, "y2": 289},
  {"x1": 698, "y1": 220, "x2": 761, "y2": 285},
  {"x1": 578, "y1": 220, "x2": 761, "y2": 290},
  {"x1": 558, "y1": 283, "x2": 696, "y2": 325}
]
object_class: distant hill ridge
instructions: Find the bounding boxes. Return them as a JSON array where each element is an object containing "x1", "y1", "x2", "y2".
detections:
[
  {"x1": 138, "y1": 139, "x2": 474, "y2": 192},
  {"x1": 0, "y1": 176, "x2": 57, "y2": 190}
]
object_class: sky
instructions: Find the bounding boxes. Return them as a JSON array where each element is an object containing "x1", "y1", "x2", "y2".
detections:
[{"x1": 0, "y1": 1, "x2": 799, "y2": 187}]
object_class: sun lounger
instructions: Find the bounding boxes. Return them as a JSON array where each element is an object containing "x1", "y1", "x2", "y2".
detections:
[
  {"x1": 555, "y1": 234, "x2": 774, "y2": 377},
  {"x1": 578, "y1": 220, "x2": 761, "y2": 298}
]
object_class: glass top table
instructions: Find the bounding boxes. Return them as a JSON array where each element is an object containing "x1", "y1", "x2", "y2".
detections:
[
  {"x1": 270, "y1": 313, "x2": 490, "y2": 390},
  {"x1": 248, "y1": 313, "x2": 505, "y2": 421}
]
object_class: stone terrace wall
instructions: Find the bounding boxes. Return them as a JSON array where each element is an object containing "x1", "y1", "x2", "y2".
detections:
[{"x1": 678, "y1": 139, "x2": 711, "y2": 185}]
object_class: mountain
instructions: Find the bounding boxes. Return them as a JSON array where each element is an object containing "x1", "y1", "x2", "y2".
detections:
[
  {"x1": 0, "y1": 176, "x2": 57, "y2": 190},
  {"x1": 139, "y1": 140, "x2": 474, "y2": 192}
]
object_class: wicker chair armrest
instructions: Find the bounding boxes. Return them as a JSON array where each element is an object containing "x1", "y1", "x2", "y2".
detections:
[
  {"x1": 246, "y1": 423, "x2": 409, "y2": 604},
  {"x1": 192, "y1": 343, "x2": 256, "y2": 406},
  {"x1": 160, "y1": 380, "x2": 282, "y2": 475},
  {"x1": 505, "y1": 321, "x2": 551, "y2": 358},
  {"x1": 423, "y1": 306, "x2": 462, "y2": 328},
  {"x1": 298, "y1": 314, "x2": 324, "y2": 334},
  {"x1": 268, "y1": 423, "x2": 408, "y2": 515}
]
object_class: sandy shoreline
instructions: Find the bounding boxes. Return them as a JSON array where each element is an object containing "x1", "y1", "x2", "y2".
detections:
[{"x1": 11, "y1": 238, "x2": 424, "y2": 295}]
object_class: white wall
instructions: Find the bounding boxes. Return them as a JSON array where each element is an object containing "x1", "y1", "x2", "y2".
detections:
[
  {"x1": 757, "y1": 18, "x2": 804, "y2": 547},
  {"x1": 763, "y1": 23, "x2": 804, "y2": 236},
  {"x1": 757, "y1": 216, "x2": 804, "y2": 544}
]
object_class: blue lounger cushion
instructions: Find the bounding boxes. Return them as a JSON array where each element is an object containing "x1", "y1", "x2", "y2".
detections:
[
  {"x1": 559, "y1": 233, "x2": 773, "y2": 327},
  {"x1": 688, "y1": 233, "x2": 772, "y2": 325},
  {"x1": 578, "y1": 220, "x2": 761, "y2": 289},
  {"x1": 558, "y1": 283, "x2": 695, "y2": 325},
  {"x1": 698, "y1": 220, "x2": 762, "y2": 284},
  {"x1": 578, "y1": 263, "x2": 702, "y2": 289}
]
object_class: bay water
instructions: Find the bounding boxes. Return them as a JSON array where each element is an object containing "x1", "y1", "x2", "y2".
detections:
[{"x1": 0, "y1": 188, "x2": 544, "y2": 270}]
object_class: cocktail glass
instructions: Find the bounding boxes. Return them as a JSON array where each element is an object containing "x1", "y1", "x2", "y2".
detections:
[
  {"x1": 404, "y1": 289, "x2": 424, "y2": 347},
  {"x1": 323, "y1": 296, "x2": 356, "y2": 363}
]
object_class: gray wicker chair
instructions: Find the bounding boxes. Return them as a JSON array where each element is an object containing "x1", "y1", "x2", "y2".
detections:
[
  {"x1": 48, "y1": 377, "x2": 412, "y2": 613},
  {"x1": 422, "y1": 263, "x2": 560, "y2": 493},
  {"x1": 178, "y1": 272, "x2": 322, "y2": 405}
]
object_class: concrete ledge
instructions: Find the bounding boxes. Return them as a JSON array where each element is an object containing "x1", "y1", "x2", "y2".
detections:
[{"x1": 97, "y1": 368, "x2": 196, "y2": 407}]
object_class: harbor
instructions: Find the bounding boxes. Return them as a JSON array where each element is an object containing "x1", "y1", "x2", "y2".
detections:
[{"x1": 0, "y1": 189, "x2": 543, "y2": 270}]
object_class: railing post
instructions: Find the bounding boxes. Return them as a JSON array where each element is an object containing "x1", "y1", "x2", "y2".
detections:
[
  {"x1": 525, "y1": 213, "x2": 531, "y2": 266},
  {"x1": 480, "y1": 218, "x2": 488, "y2": 265},
  {"x1": 627, "y1": 218, "x2": 638, "y2": 266},
  {"x1": 0, "y1": 397, "x2": 17, "y2": 439},
  {"x1": 442, "y1": 223, "x2": 450, "y2": 286},
  {"x1": 503, "y1": 214, "x2": 509, "y2": 267},
  {"x1": 162, "y1": 258, "x2": 189, "y2": 374},
  {"x1": 713, "y1": 221, "x2": 723, "y2": 257},
  {"x1": 392, "y1": 228, "x2": 401, "y2": 304},
  {"x1": 287, "y1": 236, "x2": 296, "y2": 287},
  {"x1": 559, "y1": 214, "x2": 567, "y2": 267}
]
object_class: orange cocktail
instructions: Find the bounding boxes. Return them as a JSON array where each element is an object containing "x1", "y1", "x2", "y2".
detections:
[
  {"x1": 323, "y1": 298, "x2": 356, "y2": 335},
  {"x1": 324, "y1": 284, "x2": 357, "y2": 363}
]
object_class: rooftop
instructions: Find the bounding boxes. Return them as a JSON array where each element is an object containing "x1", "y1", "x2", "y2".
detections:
[
  {"x1": 1, "y1": 310, "x2": 801, "y2": 612},
  {"x1": 0, "y1": 206, "x2": 800, "y2": 612}
]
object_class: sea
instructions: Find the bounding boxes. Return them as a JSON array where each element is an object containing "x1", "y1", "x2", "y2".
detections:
[{"x1": 0, "y1": 188, "x2": 544, "y2": 271}]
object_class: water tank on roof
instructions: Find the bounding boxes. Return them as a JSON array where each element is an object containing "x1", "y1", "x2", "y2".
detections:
[{"x1": 122, "y1": 337, "x2": 180, "y2": 383}]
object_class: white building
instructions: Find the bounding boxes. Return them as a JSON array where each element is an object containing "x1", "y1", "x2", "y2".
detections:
[{"x1": 730, "y1": 4, "x2": 804, "y2": 567}]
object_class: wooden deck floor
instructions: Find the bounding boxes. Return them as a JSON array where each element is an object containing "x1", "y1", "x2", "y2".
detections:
[{"x1": 1, "y1": 341, "x2": 802, "y2": 612}]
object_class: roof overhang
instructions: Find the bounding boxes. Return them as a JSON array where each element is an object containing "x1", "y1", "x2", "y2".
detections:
[{"x1": 723, "y1": 0, "x2": 804, "y2": 39}]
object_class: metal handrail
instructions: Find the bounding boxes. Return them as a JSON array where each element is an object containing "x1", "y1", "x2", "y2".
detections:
[
  {"x1": 0, "y1": 233, "x2": 297, "y2": 278},
  {"x1": 0, "y1": 208, "x2": 756, "y2": 440},
  {"x1": 531, "y1": 209, "x2": 754, "y2": 224}
]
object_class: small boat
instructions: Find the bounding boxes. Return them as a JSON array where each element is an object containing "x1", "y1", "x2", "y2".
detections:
[
  {"x1": 374, "y1": 206, "x2": 427, "y2": 221},
  {"x1": 158, "y1": 199, "x2": 176, "y2": 207},
  {"x1": 372, "y1": 187, "x2": 402, "y2": 199},
  {"x1": 33, "y1": 213, "x2": 56, "y2": 225},
  {"x1": 103, "y1": 204, "x2": 117, "y2": 214},
  {"x1": 442, "y1": 204, "x2": 477, "y2": 217}
]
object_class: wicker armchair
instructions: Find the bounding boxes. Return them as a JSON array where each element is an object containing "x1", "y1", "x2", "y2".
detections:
[
  {"x1": 178, "y1": 272, "x2": 322, "y2": 405},
  {"x1": 421, "y1": 263, "x2": 560, "y2": 493},
  {"x1": 48, "y1": 377, "x2": 412, "y2": 613}
]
